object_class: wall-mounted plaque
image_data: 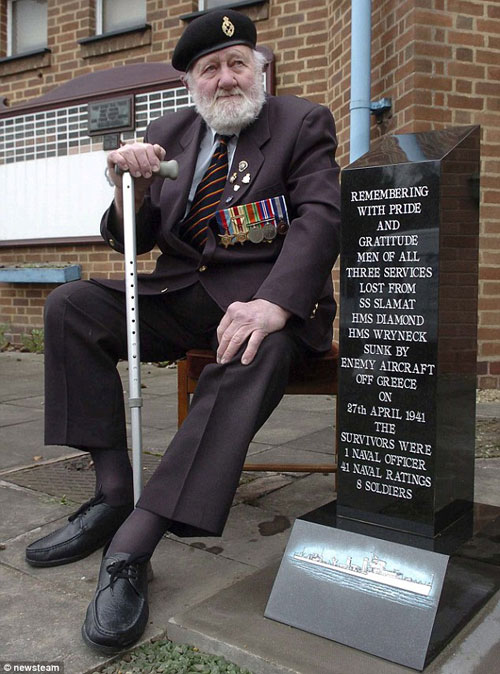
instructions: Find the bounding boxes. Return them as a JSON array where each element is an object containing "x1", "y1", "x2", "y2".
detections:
[
  {"x1": 103, "y1": 133, "x2": 120, "y2": 151},
  {"x1": 88, "y1": 96, "x2": 134, "y2": 135}
]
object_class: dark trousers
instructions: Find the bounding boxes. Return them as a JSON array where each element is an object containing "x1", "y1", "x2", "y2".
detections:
[{"x1": 44, "y1": 280, "x2": 303, "y2": 536}]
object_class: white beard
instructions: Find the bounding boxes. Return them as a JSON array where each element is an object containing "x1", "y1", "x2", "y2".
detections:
[{"x1": 191, "y1": 79, "x2": 265, "y2": 136}]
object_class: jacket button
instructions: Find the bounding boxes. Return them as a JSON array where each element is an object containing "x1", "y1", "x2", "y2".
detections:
[
  {"x1": 108, "y1": 238, "x2": 115, "y2": 247},
  {"x1": 198, "y1": 265, "x2": 208, "y2": 272}
]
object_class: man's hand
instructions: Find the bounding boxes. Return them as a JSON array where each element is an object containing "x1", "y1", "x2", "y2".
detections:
[
  {"x1": 107, "y1": 142, "x2": 166, "y2": 215},
  {"x1": 216, "y1": 299, "x2": 292, "y2": 366}
]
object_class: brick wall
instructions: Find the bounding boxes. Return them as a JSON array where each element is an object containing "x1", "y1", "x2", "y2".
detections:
[
  {"x1": 0, "y1": 244, "x2": 160, "y2": 341},
  {"x1": 325, "y1": 0, "x2": 500, "y2": 387},
  {"x1": 0, "y1": 0, "x2": 498, "y2": 386}
]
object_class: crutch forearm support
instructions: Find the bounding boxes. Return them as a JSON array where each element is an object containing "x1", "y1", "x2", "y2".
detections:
[{"x1": 119, "y1": 160, "x2": 179, "y2": 502}]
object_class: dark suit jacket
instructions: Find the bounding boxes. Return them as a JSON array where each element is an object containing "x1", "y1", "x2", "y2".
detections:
[{"x1": 99, "y1": 94, "x2": 341, "y2": 352}]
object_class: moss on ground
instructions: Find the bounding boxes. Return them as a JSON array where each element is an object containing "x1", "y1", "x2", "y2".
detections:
[{"x1": 95, "y1": 638, "x2": 253, "y2": 674}]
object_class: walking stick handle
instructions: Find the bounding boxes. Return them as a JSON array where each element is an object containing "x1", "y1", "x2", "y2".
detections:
[{"x1": 115, "y1": 160, "x2": 179, "y2": 180}]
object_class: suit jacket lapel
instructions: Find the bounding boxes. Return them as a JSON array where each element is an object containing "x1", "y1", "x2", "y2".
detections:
[
  {"x1": 160, "y1": 116, "x2": 205, "y2": 230},
  {"x1": 221, "y1": 102, "x2": 271, "y2": 207}
]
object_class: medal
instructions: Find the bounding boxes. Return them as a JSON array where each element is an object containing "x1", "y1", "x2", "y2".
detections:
[
  {"x1": 248, "y1": 225, "x2": 264, "y2": 243},
  {"x1": 277, "y1": 219, "x2": 289, "y2": 235},
  {"x1": 215, "y1": 195, "x2": 290, "y2": 247},
  {"x1": 231, "y1": 209, "x2": 248, "y2": 244},
  {"x1": 219, "y1": 232, "x2": 234, "y2": 248},
  {"x1": 263, "y1": 222, "x2": 277, "y2": 240}
]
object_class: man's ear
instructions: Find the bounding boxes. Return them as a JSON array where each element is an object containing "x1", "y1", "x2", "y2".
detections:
[{"x1": 181, "y1": 75, "x2": 189, "y2": 91}]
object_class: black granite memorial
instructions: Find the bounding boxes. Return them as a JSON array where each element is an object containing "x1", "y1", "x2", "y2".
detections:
[
  {"x1": 266, "y1": 126, "x2": 500, "y2": 670},
  {"x1": 337, "y1": 125, "x2": 480, "y2": 537}
]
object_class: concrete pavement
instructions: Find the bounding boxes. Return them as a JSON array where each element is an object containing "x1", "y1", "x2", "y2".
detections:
[{"x1": 0, "y1": 351, "x2": 499, "y2": 674}]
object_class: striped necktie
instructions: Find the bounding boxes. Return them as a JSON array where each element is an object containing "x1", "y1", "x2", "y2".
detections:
[{"x1": 180, "y1": 135, "x2": 230, "y2": 250}]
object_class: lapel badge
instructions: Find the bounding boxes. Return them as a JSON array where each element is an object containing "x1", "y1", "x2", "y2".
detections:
[
  {"x1": 238, "y1": 160, "x2": 248, "y2": 172},
  {"x1": 222, "y1": 16, "x2": 235, "y2": 37},
  {"x1": 242, "y1": 173, "x2": 251, "y2": 184},
  {"x1": 229, "y1": 172, "x2": 238, "y2": 184},
  {"x1": 233, "y1": 184, "x2": 241, "y2": 192}
]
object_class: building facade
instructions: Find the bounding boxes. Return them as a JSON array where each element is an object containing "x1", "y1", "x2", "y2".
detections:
[{"x1": 0, "y1": 0, "x2": 499, "y2": 387}]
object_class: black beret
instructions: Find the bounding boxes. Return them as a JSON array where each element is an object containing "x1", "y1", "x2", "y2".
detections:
[{"x1": 172, "y1": 9, "x2": 257, "y2": 72}]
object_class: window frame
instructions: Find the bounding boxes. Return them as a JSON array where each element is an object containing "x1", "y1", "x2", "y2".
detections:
[
  {"x1": 6, "y1": 0, "x2": 48, "y2": 57},
  {"x1": 95, "y1": 0, "x2": 103, "y2": 35},
  {"x1": 95, "y1": 0, "x2": 147, "y2": 36},
  {"x1": 6, "y1": 0, "x2": 14, "y2": 56},
  {"x1": 198, "y1": 1, "x2": 233, "y2": 10}
]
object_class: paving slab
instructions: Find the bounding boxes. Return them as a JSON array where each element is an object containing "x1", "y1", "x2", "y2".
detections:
[
  {"x1": 1, "y1": 394, "x2": 46, "y2": 410},
  {"x1": 130, "y1": 426, "x2": 177, "y2": 452},
  {"x1": 132, "y1": 393, "x2": 179, "y2": 428},
  {"x1": 277, "y1": 394, "x2": 337, "y2": 414},
  {"x1": 0, "y1": 403, "x2": 42, "y2": 426},
  {"x1": 253, "y1": 409, "x2": 333, "y2": 445},
  {"x1": 168, "y1": 502, "x2": 293, "y2": 568},
  {"x1": 0, "y1": 482, "x2": 72, "y2": 542},
  {"x1": 0, "y1": 561, "x2": 106, "y2": 671},
  {"x1": 256, "y1": 473, "x2": 336, "y2": 519},
  {"x1": 246, "y1": 441, "x2": 276, "y2": 457},
  {"x1": 233, "y1": 473, "x2": 296, "y2": 506},
  {"x1": 244, "y1": 444, "x2": 334, "y2": 468},
  {"x1": 283, "y1": 426, "x2": 336, "y2": 454},
  {"x1": 0, "y1": 418, "x2": 71, "y2": 470},
  {"x1": 0, "y1": 353, "x2": 44, "y2": 402},
  {"x1": 167, "y1": 562, "x2": 500, "y2": 674}
]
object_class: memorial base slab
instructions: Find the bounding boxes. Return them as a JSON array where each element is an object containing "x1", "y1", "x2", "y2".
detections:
[{"x1": 265, "y1": 501, "x2": 500, "y2": 671}]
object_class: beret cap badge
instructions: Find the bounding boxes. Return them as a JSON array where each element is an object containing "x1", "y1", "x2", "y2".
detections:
[
  {"x1": 222, "y1": 16, "x2": 235, "y2": 38},
  {"x1": 171, "y1": 9, "x2": 257, "y2": 72}
]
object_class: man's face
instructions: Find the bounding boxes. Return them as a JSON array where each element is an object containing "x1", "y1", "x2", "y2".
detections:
[{"x1": 186, "y1": 45, "x2": 265, "y2": 135}]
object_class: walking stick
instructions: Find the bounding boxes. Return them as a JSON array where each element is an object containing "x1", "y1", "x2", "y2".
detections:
[{"x1": 117, "y1": 161, "x2": 179, "y2": 502}]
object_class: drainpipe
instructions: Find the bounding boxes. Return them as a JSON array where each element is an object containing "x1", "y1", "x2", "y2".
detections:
[{"x1": 349, "y1": 0, "x2": 372, "y2": 162}]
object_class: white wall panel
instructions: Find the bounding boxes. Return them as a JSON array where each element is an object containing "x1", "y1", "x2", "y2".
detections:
[
  {"x1": 0, "y1": 84, "x2": 193, "y2": 242},
  {"x1": 0, "y1": 152, "x2": 113, "y2": 240}
]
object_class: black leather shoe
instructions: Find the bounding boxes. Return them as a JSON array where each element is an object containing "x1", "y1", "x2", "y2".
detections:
[
  {"x1": 82, "y1": 552, "x2": 151, "y2": 654},
  {"x1": 25, "y1": 494, "x2": 133, "y2": 567}
]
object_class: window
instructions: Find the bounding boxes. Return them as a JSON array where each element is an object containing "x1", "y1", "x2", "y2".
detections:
[
  {"x1": 7, "y1": 0, "x2": 47, "y2": 56},
  {"x1": 198, "y1": 1, "x2": 234, "y2": 9},
  {"x1": 96, "y1": 0, "x2": 147, "y2": 35}
]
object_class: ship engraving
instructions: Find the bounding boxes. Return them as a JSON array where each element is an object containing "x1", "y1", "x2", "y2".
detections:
[{"x1": 293, "y1": 550, "x2": 433, "y2": 597}]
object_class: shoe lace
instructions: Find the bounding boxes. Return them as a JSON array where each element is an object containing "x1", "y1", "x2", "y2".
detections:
[
  {"x1": 105, "y1": 557, "x2": 147, "y2": 594},
  {"x1": 68, "y1": 492, "x2": 105, "y2": 522}
]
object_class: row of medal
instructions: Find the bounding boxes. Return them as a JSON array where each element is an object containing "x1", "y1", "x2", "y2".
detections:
[{"x1": 215, "y1": 196, "x2": 290, "y2": 248}]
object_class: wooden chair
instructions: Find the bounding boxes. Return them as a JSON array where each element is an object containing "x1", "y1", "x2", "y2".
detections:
[{"x1": 177, "y1": 343, "x2": 339, "y2": 473}]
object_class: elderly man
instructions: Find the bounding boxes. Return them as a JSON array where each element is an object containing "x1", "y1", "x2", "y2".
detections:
[{"x1": 25, "y1": 9, "x2": 340, "y2": 653}]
